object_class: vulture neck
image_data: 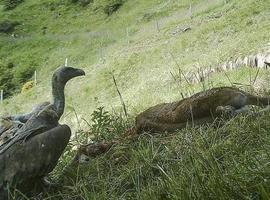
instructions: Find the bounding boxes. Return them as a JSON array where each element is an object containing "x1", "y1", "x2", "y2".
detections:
[{"x1": 52, "y1": 79, "x2": 66, "y2": 119}]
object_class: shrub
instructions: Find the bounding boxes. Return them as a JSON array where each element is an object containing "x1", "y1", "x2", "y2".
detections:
[
  {"x1": 0, "y1": 63, "x2": 15, "y2": 97},
  {"x1": 0, "y1": 59, "x2": 36, "y2": 98},
  {"x1": 21, "y1": 80, "x2": 34, "y2": 93},
  {"x1": 0, "y1": 20, "x2": 20, "y2": 33},
  {"x1": 70, "y1": 0, "x2": 93, "y2": 7},
  {"x1": 90, "y1": 106, "x2": 128, "y2": 141},
  {"x1": 3, "y1": 0, "x2": 24, "y2": 10},
  {"x1": 103, "y1": 0, "x2": 124, "y2": 16},
  {"x1": 13, "y1": 65, "x2": 35, "y2": 85}
]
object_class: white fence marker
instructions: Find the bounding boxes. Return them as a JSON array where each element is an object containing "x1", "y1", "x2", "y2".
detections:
[
  {"x1": 34, "y1": 70, "x2": 37, "y2": 86},
  {"x1": 188, "y1": 4, "x2": 192, "y2": 19},
  {"x1": 156, "y1": 19, "x2": 160, "y2": 32},
  {"x1": 0, "y1": 90, "x2": 3, "y2": 104},
  {"x1": 65, "y1": 58, "x2": 68, "y2": 66},
  {"x1": 100, "y1": 47, "x2": 105, "y2": 63},
  {"x1": 126, "y1": 27, "x2": 130, "y2": 44}
]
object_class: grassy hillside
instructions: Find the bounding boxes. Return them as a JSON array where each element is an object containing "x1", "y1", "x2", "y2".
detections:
[
  {"x1": 1, "y1": 0, "x2": 270, "y2": 121},
  {"x1": 1, "y1": 0, "x2": 270, "y2": 199},
  {"x1": 54, "y1": 112, "x2": 270, "y2": 200}
]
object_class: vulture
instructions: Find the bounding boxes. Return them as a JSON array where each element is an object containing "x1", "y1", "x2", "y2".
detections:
[{"x1": 0, "y1": 66, "x2": 85, "y2": 198}]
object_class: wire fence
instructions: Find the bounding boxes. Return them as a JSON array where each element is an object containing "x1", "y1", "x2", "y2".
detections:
[
  {"x1": 0, "y1": 58, "x2": 70, "y2": 105},
  {"x1": 0, "y1": 1, "x2": 221, "y2": 105}
]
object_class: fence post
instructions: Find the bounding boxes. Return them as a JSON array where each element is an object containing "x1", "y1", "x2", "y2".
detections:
[
  {"x1": 156, "y1": 19, "x2": 160, "y2": 32},
  {"x1": 0, "y1": 90, "x2": 3, "y2": 104},
  {"x1": 126, "y1": 27, "x2": 130, "y2": 44},
  {"x1": 100, "y1": 46, "x2": 105, "y2": 63},
  {"x1": 188, "y1": 3, "x2": 192, "y2": 19},
  {"x1": 34, "y1": 70, "x2": 37, "y2": 86},
  {"x1": 65, "y1": 58, "x2": 68, "y2": 66}
]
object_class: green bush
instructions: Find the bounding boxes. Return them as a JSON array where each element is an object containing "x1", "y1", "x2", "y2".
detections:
[
  {"x1": 90, "y1": 106, "x2": 128, "y2": 141},
  {"x1": 0, "y1": 20, "x2": 20, "y2": 33},
  {"x1": 21, "y1": 80, "x2": 34, "y2": 93},
  {"x1": 13, "y1": 65, "x2": 35, "y2": 84},
  {"x1": 0, "y1": 63, "x2": 15, "y2": 97},
  {"x1": 103, "y1": 0, "x2": 124, "y2": 16},
  {"x1": 0, "y1": 61, "x2": 36, "y2": 98},
  {"x1": 3, "y1": 0, "x2": 24, "y2": 10},
  {"x1": 94, "y1": 0, "x2": 125, "y2": 16},
  {"x1": 70, "y1": 0, "x2": 93, "y2": 7}
]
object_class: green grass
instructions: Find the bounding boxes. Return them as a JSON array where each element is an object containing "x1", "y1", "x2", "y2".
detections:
[
  {"x1": 28, "y1": 110, "x2": 270, "y2": 200},
  {"x1": 2, "y1": 0, "x2": 270, "y2": 118},
  {"x1": 1, "y1": 0, "x2": 270, "y2": 199}
]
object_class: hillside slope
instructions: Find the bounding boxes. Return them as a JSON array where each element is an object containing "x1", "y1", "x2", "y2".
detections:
[
  {"x1": 1, "y1": 0, "x2": 270, "y2": 199},
  {"x1": 1, "y1": 0, "x2": 270, "y2": 125}
]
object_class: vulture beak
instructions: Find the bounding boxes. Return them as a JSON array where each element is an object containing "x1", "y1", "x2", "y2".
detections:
[
  {"x1": 77, "y1": 69, "x2": 86, "y2": 76},
  {"x1": 264, "y1": 61, "x2": 270, "y2": 67}
]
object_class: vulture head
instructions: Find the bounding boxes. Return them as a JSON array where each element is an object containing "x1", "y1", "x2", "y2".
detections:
[{"x1": 52, "y1": 67, "x2": 85, "y2": 85}]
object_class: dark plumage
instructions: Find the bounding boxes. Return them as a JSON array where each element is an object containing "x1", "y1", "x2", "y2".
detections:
[{"x1": 0, "y1": 66, "x2": 85, "y2": 197}]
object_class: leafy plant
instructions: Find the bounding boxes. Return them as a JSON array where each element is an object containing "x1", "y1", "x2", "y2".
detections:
[
  {"x1": 0, "y1": 61, "x2": 36, "y2": 98},
  {"x1": 13, "y1": 65, "x2": 35, "y2": 85},
  {"x1": 90, "y1": 106, "x2": 128, "y2": 141},
  {"x1": 3, "y1": 0, "x2": 24, "y2": 10},
  {"x1": 70, "y1": 0, "x2": 93, "y2": 7},
  {"x1": 90, "y1": 106, "x2": 114, "y2": 141},
  {"x1": 21, "y1": 80, "x2": 34, "y2": 93},
  {"x1": 0, "y1": 20, "x2": 20, "y2": 33},
  {"x1": 103, "y1": 0, "x2": 124, "y2": 16},
  {"x1": 0, "y1": 63, "x2": 15, "y2": 97}
]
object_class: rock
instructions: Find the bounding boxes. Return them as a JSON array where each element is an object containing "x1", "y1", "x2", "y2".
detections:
[{"x1": 255, "y1": 53, "x2": 266, "y2": 68}]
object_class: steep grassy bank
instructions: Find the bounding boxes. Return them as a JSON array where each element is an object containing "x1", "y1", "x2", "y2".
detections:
[
  {"x1": 9, "y1": 109, "x2": 270, "y2": 199},
  {"x1": 1, "y1": 0, "x2": 270, "y2": 124},
  {"x1": 55, "y1": 111, "x2": 270, "y2": 200}
]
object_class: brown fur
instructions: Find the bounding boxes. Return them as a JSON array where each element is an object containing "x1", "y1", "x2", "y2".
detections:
[{"x1": 136, "y1": 87, "x2": 270, "y2": 134}]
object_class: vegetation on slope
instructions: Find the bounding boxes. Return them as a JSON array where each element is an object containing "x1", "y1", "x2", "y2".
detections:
[
  {"x1": 1, "y1": 0, "x2": 270, "y2": 199},
  {"x1": 62, "y1": 112, "x2": 270, "y2": 200},
  {"x1": 1, "y1": 0, "x2": 270, "y2": 118},
  {"x1": 9, "y1": 108, "x2": 270, "y2": 199}
]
